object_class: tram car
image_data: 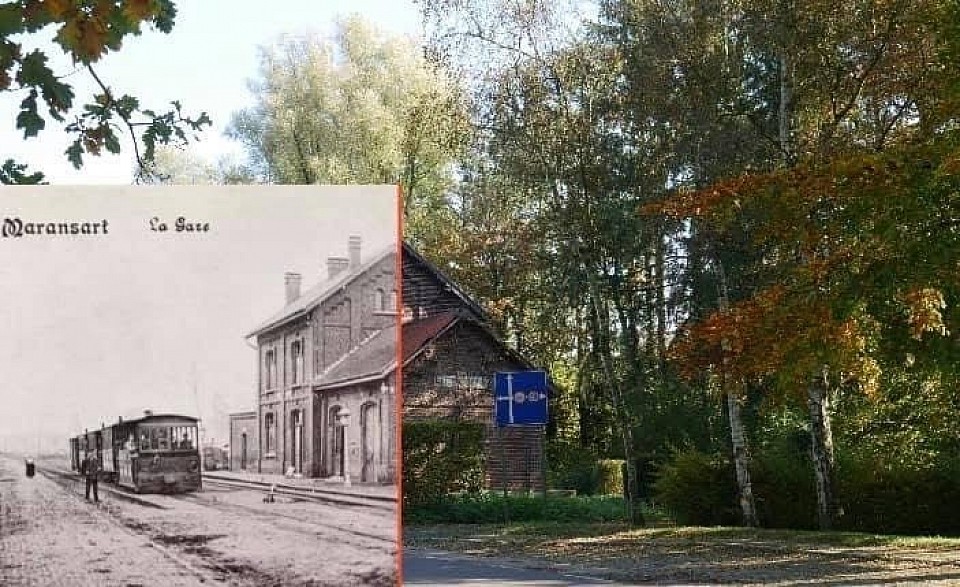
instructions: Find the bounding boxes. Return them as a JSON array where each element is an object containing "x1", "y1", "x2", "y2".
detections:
[{"x1": 70, "y1": 412, "x2": 202, "y2": 494}]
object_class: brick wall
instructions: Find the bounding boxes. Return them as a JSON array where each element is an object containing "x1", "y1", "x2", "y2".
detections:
[
  {"x1": 228, "y1": 412, "x2": 258, "y2": 472},
  {"x1": 403, "y1": 319, "x2": 545, "y2": 491}
]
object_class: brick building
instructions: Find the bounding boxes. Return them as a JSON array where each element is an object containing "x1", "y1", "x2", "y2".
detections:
[{"x1": 229, "y1": 237, "x2": 548, "y2": 490}]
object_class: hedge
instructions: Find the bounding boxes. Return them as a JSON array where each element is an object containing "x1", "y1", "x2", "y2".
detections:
[{"x1": 402, "y1": 419, "x2": 486, "y2": 506}]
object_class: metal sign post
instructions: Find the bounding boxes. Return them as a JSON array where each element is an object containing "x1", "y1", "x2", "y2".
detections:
[{"x1": 494, "y1": 370, "x2": 549, "y2": 500}]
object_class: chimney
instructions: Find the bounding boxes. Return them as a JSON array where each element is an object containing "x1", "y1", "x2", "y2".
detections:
[
  {"x1": 348, "y1": 235, "x2": 362, "y2": 269},
  {"x1": 284, "y1": 272, "x2": 302, "y2": 304},
  {"x1": 327, "y1": 256, "x2": 349, "y2": 279}
]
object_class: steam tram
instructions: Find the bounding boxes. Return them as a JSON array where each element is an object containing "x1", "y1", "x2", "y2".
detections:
[{"x1": 69, "y1": 413, "x2": 202, "y2": 494}]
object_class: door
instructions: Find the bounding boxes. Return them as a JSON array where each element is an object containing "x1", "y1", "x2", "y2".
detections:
[
  {"x1": 360, "y1": 402, "x2": 379, "y2": 482},
  {"x1": 329, "y1": 406, "x2": 344, "y2": 477},
  {"x1": 240, "y1": 433, "x2": 247, "y2": 470},
  {"x1": 292, "y1": 410, "x2": 303, "y2": 474}
]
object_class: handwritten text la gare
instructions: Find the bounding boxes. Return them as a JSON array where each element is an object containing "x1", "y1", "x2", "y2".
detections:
[{"x1": 149, "y1": 216, "x2": 210, "y2": 233}]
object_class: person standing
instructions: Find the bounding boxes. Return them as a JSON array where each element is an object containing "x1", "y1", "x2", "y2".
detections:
[{"x1": 81, "y1": 452, "x2": 100, "y2": 502}]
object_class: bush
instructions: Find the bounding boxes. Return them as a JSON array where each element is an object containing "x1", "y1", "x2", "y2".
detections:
[
  {"x1": 405, "y1": 492, "x2": 630, "y2": 525},
  {"x1": 652, "y1": 448, "x2": 740, "y2": 526},
  {"x1": 403, "y1": 420, "x2": 486, "y2": 506},
  {"x1": 751, "y1": 430, "x2": 818, "y2": 530},
  {"x1": 546, "y1": 441, "x2": 626, "y2": 496},
  {"x1": 597, "y1": 459, "x2": 625, "y2": 495},
  {"x1": 838, "y1": 452, "x2": 960, "y2": 535}
]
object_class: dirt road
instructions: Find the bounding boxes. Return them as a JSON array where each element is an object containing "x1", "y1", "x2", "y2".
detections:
[{"x1": 0, "y1": 455, "x2": 396, "y2": 586}]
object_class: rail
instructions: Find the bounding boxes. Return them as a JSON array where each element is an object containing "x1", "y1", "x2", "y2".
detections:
[{"x1": 200, "y1": 473, "x2": 397, "y2": 512}]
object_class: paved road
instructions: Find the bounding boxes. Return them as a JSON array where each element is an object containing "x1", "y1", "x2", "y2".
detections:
[{"x1": 403, "y1": 548, "x2": 638, "y2": 586}]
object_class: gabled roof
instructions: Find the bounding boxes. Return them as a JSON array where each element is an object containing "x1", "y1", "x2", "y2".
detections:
[
  {"x1": 401, "y1": 243, "x2": 490, "y2": 322},
  {"x1": 314, "y1": 309, "x2": 556, "y2": 392},
  {"x1": 246, "y1": 242, "x2": 395, "y2": 338},
  {"x1": 247, "y1": 241, "x2": 488, "y2": 339}
]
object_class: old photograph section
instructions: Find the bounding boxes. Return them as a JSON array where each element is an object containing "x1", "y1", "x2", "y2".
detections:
[{"x1": 0, "y1": 185, "x2": 399, "y2": 587}]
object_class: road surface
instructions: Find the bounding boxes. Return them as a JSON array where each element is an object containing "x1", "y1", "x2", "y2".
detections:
[
  {"x1": 0, "y1": 454, "x2": 396, "y2": 586},
  {"x1": 403, "y1": 549, "x2": 642, "y2": 586}
]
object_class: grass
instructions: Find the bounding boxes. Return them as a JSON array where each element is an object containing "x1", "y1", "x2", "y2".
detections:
[{"x1": 404, "y1": 493, "x2": 652, "y2": 525}]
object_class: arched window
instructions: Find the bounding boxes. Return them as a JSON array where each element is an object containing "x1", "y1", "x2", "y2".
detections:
[
  {"x1": 389, "y1": 289, "x2": 398, "y2": 311},
  {"x1": 374, "y1": 288, "x2": 385, "y2": 311}
]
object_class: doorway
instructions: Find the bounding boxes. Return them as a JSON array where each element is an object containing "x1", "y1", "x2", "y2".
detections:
[
  {"x1": 360, "y1": 401, "x2": 379, "y2": 482},
  {"x1": 240, "y1": 433, "x2": 248, "y2": 470},
  {"x1": 329, "y1": 406, "x2": 344, "y2": 477}
]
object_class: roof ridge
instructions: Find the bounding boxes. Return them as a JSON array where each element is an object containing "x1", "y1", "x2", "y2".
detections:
[{"x1": 247, "y1": 242, "x2": 396, "y2": 338}]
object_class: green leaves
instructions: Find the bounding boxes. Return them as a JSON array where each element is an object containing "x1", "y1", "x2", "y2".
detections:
[
  {"x1": 16, "y1": 89, "x2": 43, "y2": 138},
  {"x1": 0, "y1": 159, "x2": 46, "y2": 185},
  {"x1": 3, "y1": 1, "x2": 213, "y2": 181}
]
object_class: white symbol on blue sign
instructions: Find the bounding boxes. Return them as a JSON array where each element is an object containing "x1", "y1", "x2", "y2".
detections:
[{"x1": 495, "y1": 371, "x2": 548, "y2": 426}]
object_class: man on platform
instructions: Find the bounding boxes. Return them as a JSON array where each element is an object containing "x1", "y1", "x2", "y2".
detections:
[{"x1": 80, "y1": 451, "x2": 100, "y2": 503}]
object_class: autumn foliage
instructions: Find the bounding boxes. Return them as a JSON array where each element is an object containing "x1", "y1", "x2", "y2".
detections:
[{"x1": 661, "y1": 135, "x2": 960, "y2": 396}]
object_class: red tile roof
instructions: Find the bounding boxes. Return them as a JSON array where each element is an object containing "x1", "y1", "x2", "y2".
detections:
[{"x1": 401, "y1": 311, "x2": 459, "y2": 363}]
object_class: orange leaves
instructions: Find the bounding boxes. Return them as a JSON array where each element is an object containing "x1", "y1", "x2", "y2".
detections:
[
  {"x1": 899, "y1": 287, "x2": 950, "y2": 340},
  {"x1": 56, "y1": 13, "x2": 111, "y2": 62},
  {"x1": 121, "y1": 0, "x2": 158, "y2": 23},
  {"x1": 42, "y1": 0, "x2": 73, "y2": 19}
]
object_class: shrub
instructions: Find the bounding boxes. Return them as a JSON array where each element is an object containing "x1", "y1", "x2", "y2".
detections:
[
  {"x1": 597, "y1": 459, "x2": 625, "y2": 495},
  {"x1": 652, "y1": 448, "x2": 740, "y2": 526},
  {"x1": 751, "y1": 430, "x2": 818, "y2": 529},
  {"x1": 837, "y1": 451, "x2": 960, "y2": 535},
  {"x1": 403, "y1": 420, "x2": 486, "y2": 506},
  {"x1": 404, "y1": 492, "x2": 630, "y2": 525},
  {"x1": 547, "y1": 441, "x2": 600, "y2": 494}
]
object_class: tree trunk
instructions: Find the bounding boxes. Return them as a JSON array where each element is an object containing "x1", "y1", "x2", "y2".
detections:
[
  {"x1": 727, "y1": 390, "x2": 759, "y2": 527},
  {"x1": 778, "y1": 51, "x2": 795, "y2": 166},
  {"x1": 718, "y1": 261, "x2": 758, "y2": 527},
  {"x1": 655, "y1": 236, "x2": 669, "y2": 376},
  {"x1": 807, "y1": 366, "x2": 838, "y2": 530},
  {"x1": 588, "y1": 279, "x2": 644, "y2": 526}
]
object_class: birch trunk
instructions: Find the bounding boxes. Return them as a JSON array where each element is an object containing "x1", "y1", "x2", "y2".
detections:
[
  {"x1": 727, "y1": 390, "x2": 759, "y2": 527},
  {"x1": 719, "y1": 263, "x2": 758, "y2": 527},
  {"x1": 807, "y1": 367, "x2": 838, "y2": 530}
]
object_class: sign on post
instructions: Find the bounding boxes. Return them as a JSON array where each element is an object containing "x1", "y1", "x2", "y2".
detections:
[{"x1": 494, "y1": 371, "x2": 548, "y2": 426}]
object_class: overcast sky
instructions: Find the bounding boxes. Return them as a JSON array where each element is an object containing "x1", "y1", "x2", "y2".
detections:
[
  {"x1": 0, "y1": 185, "x2": 397, "y2": 453},
  {"x1": 2, "y1": 0, "x2": 422, "y2": 183}
]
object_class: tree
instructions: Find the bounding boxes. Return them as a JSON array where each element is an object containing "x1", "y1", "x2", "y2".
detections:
[
  {"x1": 139, "y1": 145, "x2": 255, "y2": 185},
  {"x1": 1, "y1": 0, "x2": 211, "y2": 183},
  {"x1": 227, "y1": 15, "x2": 469, "y2": 248}
]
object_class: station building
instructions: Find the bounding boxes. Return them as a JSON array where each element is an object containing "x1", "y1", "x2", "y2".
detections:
[{"x1": 229, "y1": 236, "x2": 548, "y2": 490}]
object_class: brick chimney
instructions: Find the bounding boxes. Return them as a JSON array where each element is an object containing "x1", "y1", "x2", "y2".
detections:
[
  {"x1": 284, "y1": 272, "x2": 302, "y2": 304},
  {"x1": 348, "y1": 235, "x2": 362, "y2": 269},
  {"x1": 327, "y1": 256, "x2": 349, "y2": 279}
]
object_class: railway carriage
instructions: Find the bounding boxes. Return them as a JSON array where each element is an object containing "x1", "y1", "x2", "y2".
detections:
[{"x1": 69, "y1": 412, "x2": 202, "y2": 494}]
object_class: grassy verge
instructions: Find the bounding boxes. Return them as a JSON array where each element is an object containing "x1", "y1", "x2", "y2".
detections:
[{"x1": 404, "y1": 517, "x2": 960, "y2": 584}]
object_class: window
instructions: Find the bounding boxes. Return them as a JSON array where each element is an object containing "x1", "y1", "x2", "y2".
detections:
[
  {"x1": 374, "y1": 288, "x2": 385, "y2": 311},
  {"x1": 264, "y1": 349, "x2": 277, "y2": 390},
  {"x1": 264, "y1": 412, "x2": 276, "y2": 455},
  {"x1": 136, "y1": 425, "x2": 197, "y2": 452},
  {"x1": 389, "y1": 289, "x2": 398, "y2": 311},
  {"x1": 291, "y1": 340, "x2": 303, "y2": 384}
]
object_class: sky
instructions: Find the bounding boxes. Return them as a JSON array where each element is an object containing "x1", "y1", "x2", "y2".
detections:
[
  {"x1": 2, "y1": 0, "x2": 424, "y2": 184},
  {"x1": 0, "y1": 185, "x2": 397, "y2": 454}
]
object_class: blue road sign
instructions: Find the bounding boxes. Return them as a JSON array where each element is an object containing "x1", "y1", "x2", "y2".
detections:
[{"x1": 494, "y1": 371, "x2": 548, "y2": 426}]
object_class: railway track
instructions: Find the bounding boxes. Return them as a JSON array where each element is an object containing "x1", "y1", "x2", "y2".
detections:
[{"x1": 200, "y1": 474, "x2": 397, "y2": 512}]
